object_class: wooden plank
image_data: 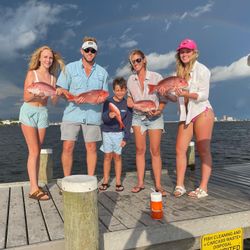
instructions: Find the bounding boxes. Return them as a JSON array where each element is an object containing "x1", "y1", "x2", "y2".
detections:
[
  {"x1": 46, "y1": 183, "x2": 64, "y2": 219},
  {"x1": 39, "y1": 187, "x2": 64, "y2": 241},
  {"x1": 23, "y1": 186, "x2": 49, "y2": 245},
  {"x1": 98, "y1": 202, "x2": 127, "y2": 231},
  {"x1": 0, "y1": 187, "x2": 9, "y2": 249},
  {"x1": 6, "y1": 187, "x2": 27, "y2": 248},
  {"x1": 98, "y1": 191, "x2": 145, "y2": 230},
  {"x1": 104, "y1": 179, "x2": 162, "y2": 226}
]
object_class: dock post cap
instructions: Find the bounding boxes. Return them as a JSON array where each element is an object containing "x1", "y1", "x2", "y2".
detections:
[
  {"x1": 40, "y1": 148, "x2": 53, "y2": 154},
  {"x1": 62, "y1": 175, "x2": 97, "y2": 193},
  {"x1": 189, "y1": 141, "x2": 195, "y2": 146}
]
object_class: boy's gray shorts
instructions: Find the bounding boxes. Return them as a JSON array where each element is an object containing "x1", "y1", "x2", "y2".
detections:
[{"x1": 60, "y1": 122, "x2": 102, "y2": 142}]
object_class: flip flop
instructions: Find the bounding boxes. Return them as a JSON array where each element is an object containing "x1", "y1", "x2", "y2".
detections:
[
  {"x1": 99, "y1": 183, "x2": 110, "y2": 191},
  {"x1": 173, "y1": 186, "x2": 186, "y2": 197},
  {"x1": 116, "y1": 185, "x2": 124, "y2": 192},
  {"x1": 131, "y1": 186, "x2": 145, "y2": 193},
  {"x1": 29, "y1": 189, "x2": 50, "y2": 201},
  {"x1": 188, "y1": 188, "x2": 208, "y2": 199}
]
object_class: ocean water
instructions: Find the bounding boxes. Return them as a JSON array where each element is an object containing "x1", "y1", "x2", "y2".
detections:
[{"x1": 1, "y1": 121, "x2": 250, "y2": 183}]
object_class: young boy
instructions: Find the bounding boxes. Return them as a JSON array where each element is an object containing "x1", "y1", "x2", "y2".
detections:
[{"x1": 99, "y1": 77, "x2": 133, "y2": 192}]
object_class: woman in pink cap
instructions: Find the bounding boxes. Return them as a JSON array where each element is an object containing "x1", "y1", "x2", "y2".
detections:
[{"x1": 162, "y1": 39, "x2": 214, "y2": 198}]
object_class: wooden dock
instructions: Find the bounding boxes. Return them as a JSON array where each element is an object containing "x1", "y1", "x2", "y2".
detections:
[{"x1": 0, "y1": 163, "x2": 250, "y2": 250}]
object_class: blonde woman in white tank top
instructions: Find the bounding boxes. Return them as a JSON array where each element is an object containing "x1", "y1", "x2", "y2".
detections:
[{"x1": 20, "y1": 46, "x2": 64, "y2": 201}]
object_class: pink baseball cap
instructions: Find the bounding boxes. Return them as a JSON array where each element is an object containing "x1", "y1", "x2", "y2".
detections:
[{"x1": 176, "y1": 39, "x2": 197, "y2": 51}]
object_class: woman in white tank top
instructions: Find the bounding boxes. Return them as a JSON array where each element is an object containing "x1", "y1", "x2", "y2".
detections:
[{"x1": 20, "y1": 46, "x2": 64, "y2": 201}]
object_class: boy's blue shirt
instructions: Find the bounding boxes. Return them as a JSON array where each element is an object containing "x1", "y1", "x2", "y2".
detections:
[{"x1": 101, "y1": 97, "x2": 133, "y2": 141}]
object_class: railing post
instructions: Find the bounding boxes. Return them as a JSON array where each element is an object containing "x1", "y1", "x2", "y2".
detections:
[
  {"x1": 62, "y1": 175, "x2": 99, "y2": 250},
  {"x1": 39, "y1": 148, "x2": 53, "y2": 183},
  {"x1": 187, "y1": 141, "x2": 195, "y2": 171}
]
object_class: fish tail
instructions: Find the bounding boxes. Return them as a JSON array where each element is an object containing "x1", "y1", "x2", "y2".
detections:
[
  {"x1": 120, "y1": 122, "x2": 125, "y2": 129},
  {"x1": 148, "y1": 84, "x2": 155, "y2": 94}
]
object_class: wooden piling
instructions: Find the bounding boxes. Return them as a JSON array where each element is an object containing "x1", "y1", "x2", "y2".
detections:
[
  {"x1": 62, "y1": 175, "x2": 98, "y2": 250},
  {"x1": 38, "y1": 149, "x2": 53, "y2": 184},
  {"x1": 187, "y1": 141, "x2": 195, "y2": 171},
  {"x1": 247, "y1": 54, "x2": 250, "y2": 66}
]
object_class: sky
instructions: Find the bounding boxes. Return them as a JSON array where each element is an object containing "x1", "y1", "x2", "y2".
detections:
[{"x1": 0, "y1": 0, "x2": 250, "y2": 121}]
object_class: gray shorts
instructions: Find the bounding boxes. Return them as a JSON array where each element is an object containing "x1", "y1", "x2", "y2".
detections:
[{"x1": 60, "y1": 122, "x2": 102, "y2": 142}]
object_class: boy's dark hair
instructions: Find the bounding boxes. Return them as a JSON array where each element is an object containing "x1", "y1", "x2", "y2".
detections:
[{"x1": 112, "y1": 77, "x2": 127, "y2": 90}]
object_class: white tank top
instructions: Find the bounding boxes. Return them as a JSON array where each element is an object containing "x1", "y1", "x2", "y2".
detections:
[{"x1": 33, "y1": 70, "x2": 53, "y2": 85}]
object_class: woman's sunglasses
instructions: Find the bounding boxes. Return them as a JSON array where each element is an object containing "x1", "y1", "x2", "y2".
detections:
[
  {"x1": 132, "y1": 58, "x2": 143, "y2": 65},
  {"x1": 84, "y1": 48, "x2": 97, "y2": 54}
]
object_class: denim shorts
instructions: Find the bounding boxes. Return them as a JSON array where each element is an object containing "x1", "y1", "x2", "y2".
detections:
[
  {"x1": 61, "y1": 122, "x2": 102, "y2": 142},
  {"x1": 19, "y1": 102, "x2": 49, "y2": 128},
  {"x1": 100, "y1": 131, "x2": 124, "y2": 155},
  {"x1": 132, "y1": 113, "x2": 164, "y2": 134}
]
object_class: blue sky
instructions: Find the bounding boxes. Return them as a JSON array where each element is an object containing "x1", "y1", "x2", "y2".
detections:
[{"x1": 0, "y1": 0, "x2": 250, "y2": 121}]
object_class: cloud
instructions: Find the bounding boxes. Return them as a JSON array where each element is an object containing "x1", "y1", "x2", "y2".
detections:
[
  {"x1": 211, "y1": 56, "x2": 250, "y2": 82},
  {"x1": 101, "y1": 27, "x2": 138, "y2": 50},
  {"x1": 131, "y1": 3, "x2": 139, "y2": 10},
  {"x1": 147, "y1": 51, "x2": 176, "y2": 71},
  {"x1": 120, "y1": 40, "x2": 138, "y2": 48},
  {"x1": 116, "y1": 51, "x2": 176, "y2": 77},
  {"x1": 141, "y1": 15, "x2": 151, "y2": 21},
  {"x1": 164, "y1": 19, "x2": 172, "y2": 32},
  {"x1": 0, "y1": 80, "x2": 23, "y2": 101},
  {"x1": 0, "y1": 0, "x2": 74, "y2": 60},
  {"x1": 178, "y1": 1, "x2": 214, "y2": 20}
]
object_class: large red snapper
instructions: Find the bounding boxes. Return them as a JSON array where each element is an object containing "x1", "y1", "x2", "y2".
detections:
[
  {"x1": 109, "y1": 102, "x2": 125, "y2": 129},
  {"x1": 148, "y1": 76, "x2": 188, "y2": 95},
  {"x1": 27, "y1": 82, "x2": 57, "y2": 96},
  {"x1": 133, "y1": 100, "x2": 157, "y2": 112},
  {"x1": 67, "y1": 89, "x2": 109, "y2": 104}
]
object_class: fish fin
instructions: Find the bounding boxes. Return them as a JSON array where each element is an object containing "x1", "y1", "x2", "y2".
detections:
[
  {"x1": 148, "y1": 84, "x2": 155, "y2": 94},
  {"x1": 64, "y1": 91, "x2": 75, "y2": 101}
]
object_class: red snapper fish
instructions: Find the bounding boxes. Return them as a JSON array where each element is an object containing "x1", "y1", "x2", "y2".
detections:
[
  {"x1": 148, "y1": 76, "x2": 188, "y2": 95},
  {"x1": 109, "y1": 102, "x2": 125, "y2": 129},
  {"x1": 27, "y1": 82, "x2": 57, "y2": 96},
  {"x1": 133, "y1": 100, "x2": 157, "y2": 112},
  {"x1": 67, "y1": 90, "x2": 109, "y2": 104}
]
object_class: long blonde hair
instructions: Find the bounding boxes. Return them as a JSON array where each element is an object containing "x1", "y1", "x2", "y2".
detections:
[
  {"x1": 175, "y1": 50, "x2": 198, "y2": 81},
  {"x1": 28, "y1": 45, "x2": 65, "y2": 76}
]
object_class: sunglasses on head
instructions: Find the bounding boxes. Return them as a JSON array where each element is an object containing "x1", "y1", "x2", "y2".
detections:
[
  {"x1": 83, "y1": 48, "x2": 97, "y2": 54},
  {"x1": 132, "y1": 58, "x2": 143, "y2": 65}
]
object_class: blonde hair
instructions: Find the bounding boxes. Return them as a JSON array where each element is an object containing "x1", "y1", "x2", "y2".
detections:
[
  {"x1": 82, "y1": 36, "x2": 97, "y2": 44},
  {"x1": 175, "y1": 50, "x2": 198, "y2": 81},
  {"x1": 128, "y1": 49, "x2": 147, "y2": 72},
  {"x1": 28, "y1": 45, "x2": 65, "y2": 76}
]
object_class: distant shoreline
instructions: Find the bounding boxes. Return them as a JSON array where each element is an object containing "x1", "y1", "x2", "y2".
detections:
[{"x1": 1, "y1": 120, "x2": 250, "y2": 126}]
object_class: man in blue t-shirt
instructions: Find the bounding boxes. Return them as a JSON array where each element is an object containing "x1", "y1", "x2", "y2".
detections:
[{"x1": 56, "y1": 37, "x2": 109, "y2": 177}]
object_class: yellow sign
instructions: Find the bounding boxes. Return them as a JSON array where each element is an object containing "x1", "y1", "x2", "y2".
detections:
[{"x1": 201, "y1": 228, "x2": 243, "y2": 250}]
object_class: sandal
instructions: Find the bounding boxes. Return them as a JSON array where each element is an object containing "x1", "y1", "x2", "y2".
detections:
[
  {"x1": 131, "y1": 186, "x2": 145, "y2": 193},
  {"x1": 29, "y1": 189, "x2": 50, "y2": 201},
  {"x1": 188, "y1": 188, "x2": 208, "y2": 199},
  {"x1": 116, "y1": 185, "x2": 124, "y2": 192},
  {"x1": 173, "y1": 186, "x2": 186, "y2": 197},
  {"x1": 38, "y1": 186, "x2": 48, "y2": 195},
  {"x1": 155, "y1": 187, "x2": 169, "y2": 197},
  {"x1": 99, "y1": 183, "x2": 110, "y2": 191}
]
